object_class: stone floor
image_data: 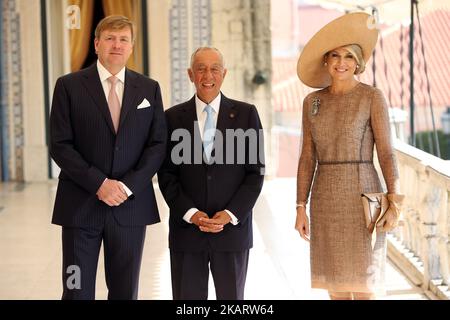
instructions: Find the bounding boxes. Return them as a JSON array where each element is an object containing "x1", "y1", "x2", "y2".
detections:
[{"x1": 0, "y1": 179, "x2": 428, "y2": 300}]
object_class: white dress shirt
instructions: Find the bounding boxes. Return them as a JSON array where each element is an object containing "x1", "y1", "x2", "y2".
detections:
[
  {"x1": 96, "y1": 60, "x2": 132, "y2": 197},
  {"x1": 183, "y1": 93, "x2": 239, "y2": 225}
]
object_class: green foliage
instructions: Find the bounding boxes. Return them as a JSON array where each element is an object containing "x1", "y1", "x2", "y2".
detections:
[{"x1": 415, "y1": 130, "x2": 450, "y2": 160}]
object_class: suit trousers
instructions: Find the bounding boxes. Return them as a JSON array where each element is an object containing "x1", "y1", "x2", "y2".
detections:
[
  {"x1": 170, "y1": 249, "x2": 249, "y2": 300},
  {"x1": 61, "y1": 213, "x2": 146, "y2": 300}
]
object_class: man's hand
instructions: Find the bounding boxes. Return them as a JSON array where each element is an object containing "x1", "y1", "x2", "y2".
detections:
[
  {"x1": 191, "y1": 211, "x2": 225, "y2": 233},
  {"x1": 96, "y1": 179, "x2": 128, "y2": 207},
  {"x1": 199, "y1": 210, "x2": 231, "y2": 233},
  {"x1": 205, "y1": 211, "x2": 231, "y2": 225},
  {"x1": 190, "y1": 211, "x2": 209, "y2": 226}
]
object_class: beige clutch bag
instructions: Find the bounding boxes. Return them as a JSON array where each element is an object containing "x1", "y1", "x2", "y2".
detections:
[
  {"x1": 361, "y1": 193, "x2": 405, "y2": 234},
  {"x1": 361, "y1": 193, "x2": 389, "y2": 234}
]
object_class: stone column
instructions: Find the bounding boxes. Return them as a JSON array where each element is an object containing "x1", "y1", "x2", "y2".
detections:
[
  {"x1": 18, "y1": 0, "x2": 48, "y2": 181},
  {"x1": 148, "y1": 0, "x2": 174, "y2": 109},
  {"x1": 2, "y1": 0, "x2": 23, "y2": 181},
  {"x1": 211, "y1": 0, "x2": 273, "y2": 176}
]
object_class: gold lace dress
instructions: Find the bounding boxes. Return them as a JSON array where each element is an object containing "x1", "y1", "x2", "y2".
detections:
[{"x1": 296, "y1": 82, "x2": 399, "y2": 293}]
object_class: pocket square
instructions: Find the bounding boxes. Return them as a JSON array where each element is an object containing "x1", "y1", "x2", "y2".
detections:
[{"x1": 137, "y1": 98, "x2": 151, "y2": 109}]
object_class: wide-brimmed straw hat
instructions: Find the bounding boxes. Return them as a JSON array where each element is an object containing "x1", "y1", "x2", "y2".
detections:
[{"x1": 297, "y1": 12, "x2": 379, "y2": 88}]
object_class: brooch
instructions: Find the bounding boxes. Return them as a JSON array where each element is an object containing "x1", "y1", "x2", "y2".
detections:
[{"x1": 311, "y1": 98, "x2": 320, "y2": 116}]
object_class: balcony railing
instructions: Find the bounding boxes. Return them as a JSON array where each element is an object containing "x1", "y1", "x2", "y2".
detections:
[{"x1": 383, "y1": 140, "x2": 450, "y2": 299}]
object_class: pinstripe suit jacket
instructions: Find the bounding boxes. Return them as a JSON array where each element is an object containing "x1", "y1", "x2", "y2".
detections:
[{"x1": 50, "y1": 63, "x2": 166, "y2": 227}]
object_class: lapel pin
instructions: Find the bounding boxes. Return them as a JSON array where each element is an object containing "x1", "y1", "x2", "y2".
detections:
[{"x1": 229, "y1": 113, "x2": 235, "y2": 119}]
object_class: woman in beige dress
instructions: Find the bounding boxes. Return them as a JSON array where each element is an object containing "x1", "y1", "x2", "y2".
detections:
[{"x1": 295, "y1": 13, "x2": 404, "y2": 300}]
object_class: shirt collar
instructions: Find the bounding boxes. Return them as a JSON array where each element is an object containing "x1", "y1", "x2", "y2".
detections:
[
  {"x1": 195, "y1": 93, "x2": 221, "y2": 114},
  {"x1": 96, "y1": 60, "x2": 126, "y2": 84}
]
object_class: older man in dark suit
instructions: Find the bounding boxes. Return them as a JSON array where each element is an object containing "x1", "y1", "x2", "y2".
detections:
[
  {"x1": 158, "y1": 47, "x2": 265, "y2": 300},
  {"x1": 50, "y1": 15, "x2": 166, "y2": 300}
]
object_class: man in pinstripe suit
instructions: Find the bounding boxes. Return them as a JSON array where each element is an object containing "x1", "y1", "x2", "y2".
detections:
[{"x1": 49, "y1": 15, "x2": 166, "y2": 300}]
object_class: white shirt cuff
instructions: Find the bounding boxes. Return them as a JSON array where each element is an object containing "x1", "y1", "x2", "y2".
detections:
[
  {"x1": 224, "y1": 209, "x2": 239, "y2": 225},
  {"x1": 183, "y1": 208, "x2": 199, "y2": 223},
  {"x1": 119, "y1": 182, "x2": 133, "y2": 197}
]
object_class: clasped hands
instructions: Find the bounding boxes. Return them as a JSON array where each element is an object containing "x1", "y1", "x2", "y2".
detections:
[
  {"x1": 96, "y1": 179, "x2": 128, "y2": 207},
  {"x1": 190, "y1": 210, "x2": 231, "y2": 233}
]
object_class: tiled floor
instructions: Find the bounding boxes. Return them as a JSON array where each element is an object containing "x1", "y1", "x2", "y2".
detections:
[{"x1": 0, "y1": 179, "x2": 427, "y2": 300}]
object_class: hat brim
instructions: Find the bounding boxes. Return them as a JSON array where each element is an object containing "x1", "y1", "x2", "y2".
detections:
[{"x1": 297, "y1": 12, "x2": 379, "y2": 88}]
